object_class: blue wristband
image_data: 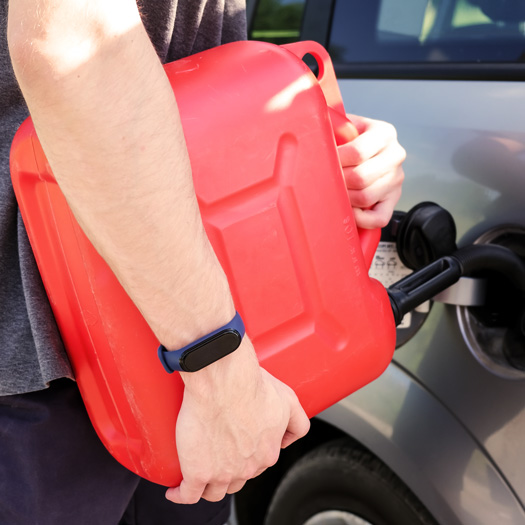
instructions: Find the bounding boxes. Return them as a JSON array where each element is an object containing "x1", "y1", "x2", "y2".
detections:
[{"x1": 158, "y1": 311, "x2": 245, "y2": 373}]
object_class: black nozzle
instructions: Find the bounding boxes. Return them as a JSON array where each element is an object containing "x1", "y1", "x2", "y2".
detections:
[{"x1": 388, "y1": 243, "x2": 525, "y2": 326}]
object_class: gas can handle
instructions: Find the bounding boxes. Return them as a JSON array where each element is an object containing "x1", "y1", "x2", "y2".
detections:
[
  {"x1": 283, "y1": 40, "x2": 346, "y2": 116},
  {"x1": 283, "y1": 41, "x2": 380, "y2": 269}
]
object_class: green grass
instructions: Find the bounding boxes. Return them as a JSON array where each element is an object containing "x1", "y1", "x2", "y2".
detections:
[{"x1": 251, "y1": 30, "x2": 300, "y2": 38}]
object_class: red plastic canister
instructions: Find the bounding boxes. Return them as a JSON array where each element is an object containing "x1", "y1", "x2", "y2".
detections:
[{"x1": 10, "y1": 41, "x2": 396, "y2": 486}]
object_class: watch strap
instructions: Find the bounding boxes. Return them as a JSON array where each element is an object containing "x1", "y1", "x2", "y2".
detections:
[{"x1": 157, "y1": 311, "x2": 245, "y2": 373}]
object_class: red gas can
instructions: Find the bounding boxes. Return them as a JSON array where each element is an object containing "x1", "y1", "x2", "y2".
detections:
[{"x1": 10, "y1": 40, "x2": 396, "y2": 486}]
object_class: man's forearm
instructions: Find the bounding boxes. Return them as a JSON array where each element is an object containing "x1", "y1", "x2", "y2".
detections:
[
  {"x1": 8, "y1": 2, "x2": 313, "y2": 501},
  {"x1": 8, "y1": 0, "x2": 236, "y2": 348}
]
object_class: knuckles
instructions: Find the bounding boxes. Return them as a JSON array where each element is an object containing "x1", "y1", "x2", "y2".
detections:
[{"x1": 344, "y1": 168, "x2": 369, "y2": 190}]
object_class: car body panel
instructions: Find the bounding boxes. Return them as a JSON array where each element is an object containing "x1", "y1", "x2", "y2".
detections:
[
  {"x1": 318, "y1": 357, "x2": 525, "y2": 525},
  {"x1": 340, "y1": 77, "x2": 525, "y2": 509}
]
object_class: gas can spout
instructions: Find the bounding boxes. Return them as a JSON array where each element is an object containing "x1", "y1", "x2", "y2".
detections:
[{"x1": 388, "y1": 243, "x2": 525, "y2": 326}]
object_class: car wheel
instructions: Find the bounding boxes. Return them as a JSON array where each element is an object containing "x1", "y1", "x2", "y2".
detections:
[{"x1": 263, "y1": 439, "x2": 438, "y2": 525}]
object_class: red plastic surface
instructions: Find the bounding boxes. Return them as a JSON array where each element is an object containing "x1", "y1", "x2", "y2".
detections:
[{"x1": 10, "y1": 40, "x2": 395, "y2": 486}]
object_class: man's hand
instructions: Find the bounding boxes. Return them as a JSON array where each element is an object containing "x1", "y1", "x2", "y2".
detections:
[
  {"x1": 338, "y1": 114, "x2": 406, "y2": 230},
  {"x1": 166, "y1": 341, "x2": 310, "y2": 504}
]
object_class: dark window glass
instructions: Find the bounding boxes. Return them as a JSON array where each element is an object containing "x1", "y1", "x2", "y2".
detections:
[{"x1": 329, "y1": 0, "x2": 525, "y2": 65}]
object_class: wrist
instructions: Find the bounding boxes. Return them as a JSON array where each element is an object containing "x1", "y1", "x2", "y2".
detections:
[{"x1": 180, "y1": 336, "x2": 261, "y2": 398}]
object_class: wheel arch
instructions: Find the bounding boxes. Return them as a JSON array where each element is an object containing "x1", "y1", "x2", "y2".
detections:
[
  {"x1": 235, "y1": 360, "x2": 524, "y2": 525},
  {"x1": 314, "y1": 360, "x2": 524, "y2": 525}
]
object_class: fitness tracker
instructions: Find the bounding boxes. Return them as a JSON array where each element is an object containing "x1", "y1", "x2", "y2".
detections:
[{"x1": 157, "y1": 311, "x2": 245, "y2": 373}]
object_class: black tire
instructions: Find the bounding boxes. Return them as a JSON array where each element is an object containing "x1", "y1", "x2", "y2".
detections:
[{"x1": 263, "y1": 439, "x2": 438, "y2": 525}]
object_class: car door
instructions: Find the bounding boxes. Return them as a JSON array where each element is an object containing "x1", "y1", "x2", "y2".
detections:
[{"x1": 241, "y1": 1, "x2": 525, "y2": 524}]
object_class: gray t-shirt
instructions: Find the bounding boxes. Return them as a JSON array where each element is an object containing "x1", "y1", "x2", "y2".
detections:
[{"x1": 0, "y1": 0, "x2": 246, "y2": 396}]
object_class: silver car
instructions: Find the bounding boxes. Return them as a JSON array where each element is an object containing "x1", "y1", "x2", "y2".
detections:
[{"x1": 233, "y1": 1, "x2": 525, "y2": 524}]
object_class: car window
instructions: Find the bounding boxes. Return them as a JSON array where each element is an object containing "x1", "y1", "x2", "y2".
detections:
[
  {"x1": 329, "y1": 0, "x2": 525, "y2": 65},
  {"x1": 249, "y1": 0, "x2": 306, "y2": 45}
]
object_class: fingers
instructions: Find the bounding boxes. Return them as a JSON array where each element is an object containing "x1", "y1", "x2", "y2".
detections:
[
  {"x1": 338, "y1": 115, "x2": 406, "y2": 230},
  {"x1": 341, "y1": 141, "x2": 406, "y2": 192},
  {"x1": 348, "y1": 166, "x2": 403, "y2": 229},
  {"x1": 166, "y1": 467, "x2": 267, "y2": 504},
  {"x1": 281, "y1": 399, "x2": 310, "y2": 449},
  {"x1": 343, "y1": 113, "x2": 372, "y2": 135},
  {"x1": 165, "y1": 478, "x2": 207, "y2": 505},
  {"x1": 166, "y1": 478, "x2": 240, "y2": 505},
  {"x1": 346, "y1": 165, "x2": 404, "y2": 209},
  {"x1": 201, "y1": 482, "x2": 232, "y2": 502},
  {"x1": 352, "y1": 187, "x2": 402, "y2": 230},
  {"x1": 167, "y1": 478, "x2": 250, "y2": 505},
  {"x1": 338, "y1": 117, "x2": 400, "y2": 168},
  {"x1": 226, "y1": 479, "x2": 247, "y2": 495}
]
